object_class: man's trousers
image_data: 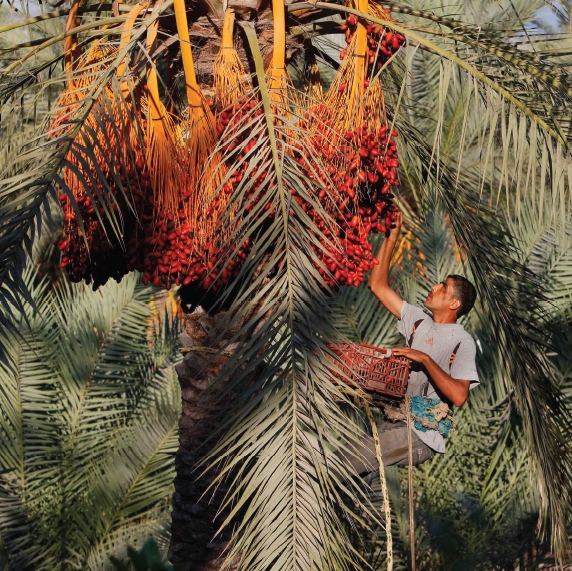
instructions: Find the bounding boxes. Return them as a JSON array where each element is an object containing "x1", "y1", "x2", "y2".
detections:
[{"x1": 342, "y1": 420, "x2": 434, "y2": 474}]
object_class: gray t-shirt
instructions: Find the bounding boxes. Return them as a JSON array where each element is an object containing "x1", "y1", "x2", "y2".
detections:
[{"x1": 397, "y1": 301, "x2": 480, "y2": 453}]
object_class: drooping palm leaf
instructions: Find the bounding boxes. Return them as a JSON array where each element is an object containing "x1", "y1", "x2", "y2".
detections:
[{"x1": 181, "y1": 26, "x2": 399, "y2": 571}]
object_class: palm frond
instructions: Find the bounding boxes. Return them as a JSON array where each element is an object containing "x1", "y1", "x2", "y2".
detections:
[
  {"x1": 80, "y1": 395, "x2": 179, "y2": 569},
  {"x1": 181, "y1": 28, "x2": 397, "y2": 571}
]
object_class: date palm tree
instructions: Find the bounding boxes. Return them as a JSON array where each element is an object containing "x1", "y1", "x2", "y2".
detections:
[{"x1": 1, "y1": 0, "x2": 572, "y2": 569}]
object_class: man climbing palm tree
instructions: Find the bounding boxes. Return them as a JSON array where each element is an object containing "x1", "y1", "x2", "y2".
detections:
[{"x1": 346, "y1": 210, "x2": 479, "y2": 472}]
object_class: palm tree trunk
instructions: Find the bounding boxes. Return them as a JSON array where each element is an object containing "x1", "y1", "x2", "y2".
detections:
[
  {"x1": 187, "y1": 14, "x2": 302, "y2": 91},
  {"x1": 168, "y1": 308, "x2": 237, "y2": 570}
]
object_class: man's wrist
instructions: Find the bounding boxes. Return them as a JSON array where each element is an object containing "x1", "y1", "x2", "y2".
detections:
[{"x1": 420, "y1": 353, "x2": 432, "y2": 367}]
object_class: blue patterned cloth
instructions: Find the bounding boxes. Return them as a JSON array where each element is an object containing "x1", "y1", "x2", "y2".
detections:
[{"x1": 409, "y1": 396, "x2": 454, "y2": 438}]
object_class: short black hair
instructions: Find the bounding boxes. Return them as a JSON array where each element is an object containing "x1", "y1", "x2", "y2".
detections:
[{"x1": 447, "y1": 275, "x2": 477, "y2": 318}]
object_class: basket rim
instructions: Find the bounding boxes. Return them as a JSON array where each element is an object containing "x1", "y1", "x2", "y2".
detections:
[{"x1": 329, "y1": 341, "x2": 393, "y2": 354}]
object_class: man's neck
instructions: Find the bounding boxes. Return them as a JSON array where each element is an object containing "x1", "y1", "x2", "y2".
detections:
[{"x1": 431, "y1": 310, "x2": 458, "y2": 325}]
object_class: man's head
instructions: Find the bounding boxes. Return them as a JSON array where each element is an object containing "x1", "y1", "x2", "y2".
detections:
[{"x1": 423, "y1": 275, "x2": 477, "y2": 320}]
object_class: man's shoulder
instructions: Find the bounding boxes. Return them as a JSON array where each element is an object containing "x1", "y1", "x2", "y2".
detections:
[
  {"x1": 450, "y1": 327, "x2": 477, "y2": 349},
  {"x1": 456, "y1": 326, "x2": 475, "y2": 342}
]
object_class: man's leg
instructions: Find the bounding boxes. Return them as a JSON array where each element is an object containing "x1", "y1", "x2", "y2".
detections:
[{"x1": 341, "y1": 420, "x2": 433, "y2": 474}]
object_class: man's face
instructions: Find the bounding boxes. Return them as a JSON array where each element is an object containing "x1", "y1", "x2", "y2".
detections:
[{"x1": 423, "y1": 277, "x2": 460, "y2": 314}]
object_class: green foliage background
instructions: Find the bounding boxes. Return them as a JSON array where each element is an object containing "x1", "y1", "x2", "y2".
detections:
[
  {"x1": 1, "y1": 0, "x2": 572, "y2": 569},
  {"x1": 0, "y1": 230, "x2": 181, "y2": 569}
]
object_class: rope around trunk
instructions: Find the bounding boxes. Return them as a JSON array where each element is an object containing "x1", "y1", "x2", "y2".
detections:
[
  {"x1": 362, "y1": 397, "x2": 393, "y2": 571},
  {"x1": 406, "y1": 396, "x2": 415, "y2": 571}
]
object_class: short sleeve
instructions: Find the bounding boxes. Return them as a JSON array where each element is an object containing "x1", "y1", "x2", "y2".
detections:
[
  {"x1": 397, "y1": 301, "x2": 430, "y2": 343},
  {"x1": 449, "y1": 336, "x2": 480, "y2": 387}
]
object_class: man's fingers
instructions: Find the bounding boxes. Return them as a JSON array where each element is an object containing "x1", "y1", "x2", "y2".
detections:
[
  {"x1": 392, "y1": 347, "x2": 415, "y2": 359},
  {"x1": 393, "y1": 211, "x2": 403, "y2": 234}
]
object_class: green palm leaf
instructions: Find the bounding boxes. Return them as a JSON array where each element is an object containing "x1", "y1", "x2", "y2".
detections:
[
  {"x1": 0, "y1": 241, "x2": 181, "y2": 569},
  {"x1": 186, "y1": 30, "x2": 393, "y2": 571}
]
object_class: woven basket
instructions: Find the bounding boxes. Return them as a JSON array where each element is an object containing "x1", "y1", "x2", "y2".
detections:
[{"x1": 328, "y1": 342, "x2": 410, "y2": 398}]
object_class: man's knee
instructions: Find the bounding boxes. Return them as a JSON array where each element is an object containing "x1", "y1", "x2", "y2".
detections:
[{"x1": 393, "y1": 440, "x2": 433, "y2": 466}]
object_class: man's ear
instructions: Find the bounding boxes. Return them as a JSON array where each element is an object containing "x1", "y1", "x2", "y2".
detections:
[{"x1": 450, "y1": 298, "x2": 461, "y2": 312}]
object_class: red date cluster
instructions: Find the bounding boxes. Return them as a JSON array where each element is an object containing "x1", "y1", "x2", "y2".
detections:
[
  {"x1": 55, "y1": 152, "x2": 151, "y2": 289},
  {"x1": 56, "y1": 172, "x2": 248, "y2": 291},
  {"x1": 57, "y1": 181, "x2": 249, "y2": 291},
  {"x1": 54, "y1": 112, "x2": 247, "y2": 292},
  {"x1": 340, "y1": 14, "x2": 405, "y2": 69},
  {"x1": 213, "y1": 95, "x2": 403, "y2": 290},
  {"x1": 55, "y1": 88, "x2": 402, "y2": 293},
  {"x1": 299, "y1": 108, "x2": 400, "y2": 288},
  {"x1": 216, "y1": 96, "x2": 276, "y2": 218},
  {"x1": 139, "y1": 208, "x2": 250, "y2": 290}
]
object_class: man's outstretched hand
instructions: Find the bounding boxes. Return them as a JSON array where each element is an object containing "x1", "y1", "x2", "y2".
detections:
[
  {"x1": 392, "y1": 346, "x2": 428, "y2": 365},
  {"x1": 387, "y1": 209, "x2": 403, "y2": 241},
  {"x1": 368, "y1": 208, "x2": 405, "y2": 319}
]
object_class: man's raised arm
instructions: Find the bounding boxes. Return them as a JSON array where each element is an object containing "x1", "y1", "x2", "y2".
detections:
[{"x1": 368, "y1": 210, "x2": 404, "y2": 318}]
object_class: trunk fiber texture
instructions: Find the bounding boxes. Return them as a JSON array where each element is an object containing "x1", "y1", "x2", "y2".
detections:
[{"x1": 169, "y1": 304, "x2": 265, "y2": 569}]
